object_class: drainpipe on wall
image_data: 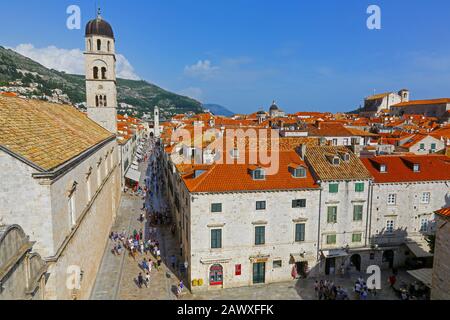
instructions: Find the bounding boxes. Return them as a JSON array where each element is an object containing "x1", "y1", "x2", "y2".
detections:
[
  {"x1": 366, "y1": 180, "x2": 374, "y2": 247},
  {"x1": 317, "y1": 183, "x2": 323, "y2": 263}
]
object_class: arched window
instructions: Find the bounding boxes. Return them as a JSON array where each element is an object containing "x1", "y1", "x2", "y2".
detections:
[
  {"x1": 97, "y1": 39, "x2": 101, "y2": 51},
  {"x1": 88, "y1": 39, "x2": 92, "y2": 51},
  {"x1": 103, "y1": 95, "x2": 107, "y2": 107},
  {"x1": 95, "y1": 95, "x2": 99, "y2": 107},
  {"x1": 93, "y1": 67, "x2": 99, "y2": 79},
  {"x1": 107, "y1": 41, "x2": 111, "y2": 52},
  {"x1": 98, "y1": 95, "x2": 103, "y2": 107},
  {"x1": 101, "y1": 67, "x2": 107, "y2": 79}
]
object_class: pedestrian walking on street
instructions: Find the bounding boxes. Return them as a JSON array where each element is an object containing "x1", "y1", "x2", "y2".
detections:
[{"x1": 137, "y1": 272, "x2": 144, "y2": 288}]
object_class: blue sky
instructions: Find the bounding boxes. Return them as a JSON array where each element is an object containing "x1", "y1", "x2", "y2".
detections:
[{"x1": 1, "y1": 0, "x2": 450, "y2": 114}]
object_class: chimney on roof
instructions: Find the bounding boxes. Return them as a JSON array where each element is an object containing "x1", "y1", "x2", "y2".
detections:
[{"x1": 298, "y1": 144, "x2": 307, "y2": 160}]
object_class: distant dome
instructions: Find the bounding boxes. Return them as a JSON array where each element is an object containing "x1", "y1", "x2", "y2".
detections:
[
  {"x1": 85, "y1": 16, "x2": 114, "y2": 39},
  {"x1": 269, "y1": 101, "x2": 279, "y2": 111},
  {"x1": 257, "y1": 110, "x2": 265, "y2": 115}
]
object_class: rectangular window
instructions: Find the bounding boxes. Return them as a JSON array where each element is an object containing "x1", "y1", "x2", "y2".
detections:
[
  {"x1": 329, "y1": 183, "x2": 339, "y2": 193},
  {"x1": 332, "y1": 139, "x2": 338, "y2": 146},
  {"x1": 387, "y1": 194, "x2": 396, "y2": 205},
  {"x1": 256, "y1": 201, "x2": 266, "y2": 210},
  {"x1": 295, "y1": 224, "x2": 305, "y2": 242},
  {"x1": 211, "y1": 229, "x2": 222, "y2": 249},
  {"x1": 352, "y1": 233, "x2": 362, "y2": 243},
  {"x1": 386, "y1": 220, "x2": 395, "y2": 233},
  {"x1": 211, "y1": 203, "x2": 222, "y2": 213},
  {"x1": 431, "y1": 143, "x2": 436, "y2": 151},
  {"x1": 355, "y1": 183, "x2": 365, "y2": 193},
  {"x1": 420, "y1": 219, "x2": 428, "y2": 233},
  {"x1": 273, "y1": 260, "x2": 282, "y2": 268},
  {"x1": 86, "y1": 177, "x2": 92, "y2": 202},
  {"x1": 353, "y1": 205, "x2": 363, "y2": 221},
  {"x1": 255, "y1": 226, "x2": 266, "y2": 245},
  {"x1": 419, "y1": 143, "x2": 425, "y2": 150},
  {"x1": 68, "y1": 195, "x2": 76, "y2": 227},
  {"x1": 327, "y1": 206, "x2": 338, "y2": 223},
  {"x1": 326, "y1": 234, "x2": 337, "y2": 245},
  {"x1": 421, "y1": 192, "x2": 431, "y2": 204},
  {"x1": 292, "y1": 199, "x2": 306, "y2": 208}
]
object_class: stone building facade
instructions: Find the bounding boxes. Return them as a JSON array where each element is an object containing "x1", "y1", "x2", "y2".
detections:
[
  {"x1": 0, "y1": 96, "x2": 121, "y2": 299},
  {"x1": 362, "y1": 155, "x2": 450, "y2": 270},
  {"x1": 0, "y1": 225, "x2": 47, "y2": 300},
  {"x1": 431, "y1": 208, "x2": 450, "y2": 300}
]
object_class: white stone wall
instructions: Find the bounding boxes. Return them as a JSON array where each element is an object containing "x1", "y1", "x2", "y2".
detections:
[
  {"x1": 0, "y1": 140, "x2": 121, "y2": 300},
  {"x1": 431, "y1": 215, "x2": 450, "y2": 300},
  {"x1": 85, "y1": 34, "x2": 118, "y2": 134},
  {"x1": 319, "y1": 180, "x2": 371, "y2": 249},
  {"x1": 0, "y1": 151, "x2": 54, "y2": 256},
  {"x1": 369, "y1": 181, "x2": 450, "y2": 246},
  {"x1": 404, "y1": 136, "x2": 445, "y2": 155},
  {"x1": 188, "y1": 189, "x2": 321, "y2": 291}
]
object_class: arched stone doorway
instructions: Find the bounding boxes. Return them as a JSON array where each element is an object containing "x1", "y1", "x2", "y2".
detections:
[
  {"x1": 209, "y1": 264, "x2": 223, "y2": 286},
  {"x1": 350, "y1": 254, "x2": 362, "y2": 272}
]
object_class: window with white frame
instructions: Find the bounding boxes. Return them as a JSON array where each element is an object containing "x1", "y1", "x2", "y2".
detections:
[
  {"x1": 420, "y1": 192, "x2": 431, "y2": 204},
  {"x1": 253, "y1": 169, "x2": 266, "y2": 180},
  {"x1": 387, "y1": 194, "x2": 396, "y2": 205},
  {"x1": 386, "y1": 220, "x2": 395, "y2": 233},
  {"x1": 420, "y1": 218, "x2": 428, "y2": 233}
]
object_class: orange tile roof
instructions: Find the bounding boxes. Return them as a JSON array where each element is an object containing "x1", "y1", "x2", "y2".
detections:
[
  {"x1": 391, "y1": 98, "x2": 450, "y2": 107},
  {"x1": 361, "y1": 155, "x2": 450, "y2": 183},
  {"x1": 401, "y1": 134, "x2": 427, "y2": 149},
  {"x1": 435, "y1": 207, "x2": 450, "y2": 218},
  {"x1": 180, "y1": 150, "x2": 319, "y2": 193},
  {"x1": 0, "y1": 96, "x2": 113, "y2": 171}
]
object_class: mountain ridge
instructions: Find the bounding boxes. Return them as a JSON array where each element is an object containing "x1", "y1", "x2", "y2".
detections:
[{"x1": 0, "y1": 46, "x2": 204, "y2": 117}]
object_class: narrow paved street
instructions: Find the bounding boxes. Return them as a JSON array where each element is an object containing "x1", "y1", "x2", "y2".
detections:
[{"x1": 91, "y1": 140, "x2": 183, "y2": 300}]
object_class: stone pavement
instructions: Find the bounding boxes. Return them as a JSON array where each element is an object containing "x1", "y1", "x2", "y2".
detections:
[
  {"x1": 91, "y1": 141, "x2": 183, "y2": 300},
  {"x1": 181, "y1": 269, "x2": 418, "y2": 300}
]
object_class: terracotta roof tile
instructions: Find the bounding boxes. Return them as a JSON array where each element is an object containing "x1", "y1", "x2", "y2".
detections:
[
  {"x1": 180, "y1": 150, "x2": 319, "y2": 193},
  {"x1": 435, "y1": 207, "x2": 450, "y2": 217},
  {"x1": 0, "y1": 96, "x2": 113, "y2": 171},
  {"x1": 361, "y1": 155, "x2": 450, "y2": 183},
  {"x1": 305, "y1": 146, "x2": 372, "y2": 181}
]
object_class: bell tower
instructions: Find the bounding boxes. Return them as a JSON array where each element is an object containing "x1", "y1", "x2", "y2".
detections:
[
  {"x1": 85, "y1": 9, "x2": 117, "y2": 134},
  {"x1": 154, "y1": 106, "x2": 160, "y2": 138}
]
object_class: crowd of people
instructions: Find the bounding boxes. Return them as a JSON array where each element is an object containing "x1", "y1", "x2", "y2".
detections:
[
  {"x1": 314, "y1": 280, "x2": 350, "y2": 300},
  {"x1": 108, "y1": 138, "x2": 185, "y2": 298}
]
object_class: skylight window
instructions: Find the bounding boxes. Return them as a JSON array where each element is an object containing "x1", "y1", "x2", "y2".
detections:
[
  {"x1": 293, "y1": 167, "x2": 306, "y2": 178},
  {"x1": 413, "y1": 164, "x2": 420, "y2": 172},
  {"x1": 253, "y1": 168, "x2": 266, "y2": 180},
  {"x1": 332, "y1": 156, "x2": 340, "y2": 166}
]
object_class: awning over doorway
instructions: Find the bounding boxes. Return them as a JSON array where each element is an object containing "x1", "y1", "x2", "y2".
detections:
[
  {"x1": 405, "y1": 241, "x2": 433, "y2": 258},
  {"x1": 125, "y1": 168, "x2": 141, "y2": 183},
  {"x1": 321, "y1": 249, "x2": 348, "y2": 258},
  {"x1": 407, "y1": 268, "x2": 433, "y2": 288}
]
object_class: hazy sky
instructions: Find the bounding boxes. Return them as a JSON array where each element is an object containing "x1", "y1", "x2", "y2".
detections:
[{"x1": 1, "y1": 0, "x2": 450, "y2": 113}]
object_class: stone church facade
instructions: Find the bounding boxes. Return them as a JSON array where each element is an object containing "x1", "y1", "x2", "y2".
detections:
[{"x1": 0, "y1": 12, "x2": 122, "y2": 300}]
